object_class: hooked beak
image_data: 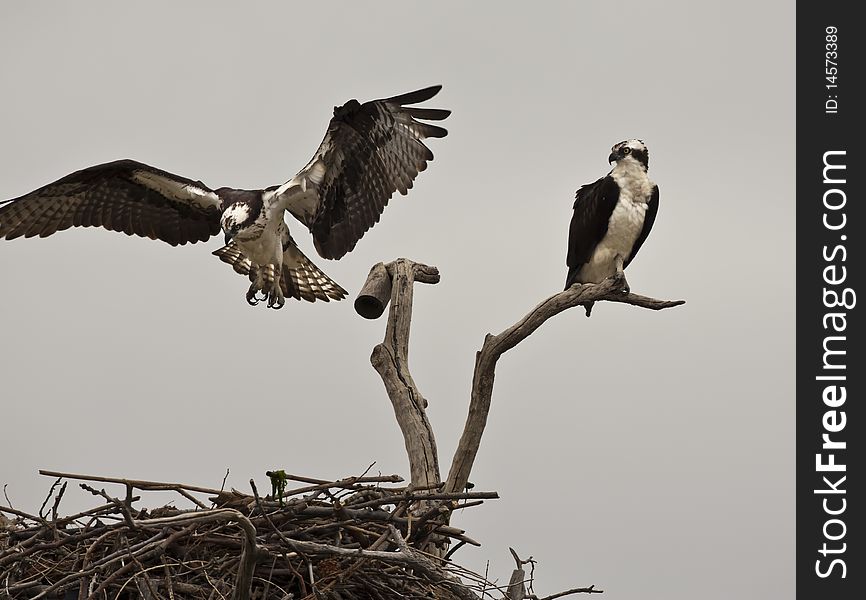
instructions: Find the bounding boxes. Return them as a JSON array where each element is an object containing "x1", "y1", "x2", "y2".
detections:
[
  {"x1": 608, "y1": 152, "x2": 618, "y2": 164},
  {"x1": 224, "y1": 231, "x2": 234, "y2": 245}
]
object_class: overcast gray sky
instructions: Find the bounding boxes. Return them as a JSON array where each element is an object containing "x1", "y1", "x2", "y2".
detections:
[{"x1": 0, "y1": 2, "x2": 794, "y2": 598}]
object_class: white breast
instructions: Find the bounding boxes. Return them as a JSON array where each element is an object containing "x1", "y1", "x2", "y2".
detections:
[
  {"x1": 235, "y1": 191, "x2": 286, "y2": 267},
  {"x1": 578, "y1": 160, "x2": 653, "y2": 283}
]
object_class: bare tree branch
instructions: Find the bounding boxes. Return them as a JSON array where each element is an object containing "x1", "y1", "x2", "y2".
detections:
[
  {"x1": 444, "y1": 277, "x2": 684, "y2": 494},
  {"x1": 366, "y1": 259, "x2": 442, "y2": 494},
  {"x1": 358, "y1": 259, "x2": 683, "y2": 589}
]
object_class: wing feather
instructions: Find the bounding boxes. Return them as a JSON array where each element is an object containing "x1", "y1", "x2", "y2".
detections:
[
  {"x1": 565, "y1": 176, "x2": 620, "y2": 288},
  {"x1": 278, "y1": 85, "x2": 450, "y2": 260},
  {"x1": 0, "y1": 159, "x2": 223, "y2": 246}
]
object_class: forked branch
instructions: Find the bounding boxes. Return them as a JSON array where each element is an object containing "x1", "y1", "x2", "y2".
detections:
[{"x1": 357, "y1": 261, "x2": 684, "y2": 498}]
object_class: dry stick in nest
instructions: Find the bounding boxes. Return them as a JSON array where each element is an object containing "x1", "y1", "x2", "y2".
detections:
[
  {"x1": 129, "y1": 510, "x2": 258, "y2": 600},
  {"x1": 38, "y1": 470, "x2": 232, "y2": 499},
  {"x1": 18, "y1": 507, "x2": 257, "y2": 600},
  {"x1": 248, "y1": 480, "x2": 477, "y2": 600}
]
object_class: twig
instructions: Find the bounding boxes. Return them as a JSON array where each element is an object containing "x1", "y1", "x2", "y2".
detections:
[
  {"x1": 50, "y1": 482, "x2": 67, "y2": 523},
  {"x1": 0, "y1": 505, "x2": 47, "y2": 527},
  {"x1": 53, "y1": 498, "x2": 140, "y2": 527},
  {"x1": 528, "y1": 585, "x2": 604, "y2": 599},
  {"x1": 38, "y1": 478, "x2": 62, "y2": 520},
  {"x1": 79, "y1": 484, "x2": 136, "y2": 530},
  {"x1": 347, "y1": 490, "x2": 498, "y2": 510},
  {"x1": 277, "y1": 473, "x2": 404, "y2": 502},
  {"x1": 443, "y1": 540, "x2": 468, "y2": 561}
]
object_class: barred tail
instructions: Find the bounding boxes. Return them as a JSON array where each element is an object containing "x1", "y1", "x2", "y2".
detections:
[
  {"x1": 281, "y1": 243, "x2": 347, "y2": 302},
  {"x1": 213, "y1": 242, "x2": 346, "y2": 303}
]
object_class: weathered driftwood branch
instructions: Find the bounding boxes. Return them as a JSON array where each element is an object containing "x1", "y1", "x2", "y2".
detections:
[
  {"x1": 358, "y1": 260, "x2": 680, "y2": 592},
  {"x1": 444, "y1": 276, "x2": 684, "y2": 494},
  {"x1": 364, "y1": 259, "x2": 442, "y2": 494},
  {"x1": 357, "y1": 263, "x2": 683, "y2": 498}
]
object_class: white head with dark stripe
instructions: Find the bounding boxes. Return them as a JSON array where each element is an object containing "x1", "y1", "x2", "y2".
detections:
[
  {"x1": 609, "y1": 139, "x2": 649, "y2": 171},
  {"x1": 219, "y1": 189, "x2": 262, "y2": 243}
]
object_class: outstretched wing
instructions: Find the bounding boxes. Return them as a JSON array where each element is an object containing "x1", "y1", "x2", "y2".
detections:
[
  {"x1": 0, "y1": 159, "x2": 223, "y2": 246},
  {"x1": 565, "y1": 175, "x2": 620, "y2": 288},
  {"x1": 275, "y1": 85, "x2": 450, "y2": 260}
]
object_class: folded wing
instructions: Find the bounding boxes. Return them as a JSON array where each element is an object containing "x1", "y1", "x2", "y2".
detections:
[
  {"x1": 276, "y1": 85, "x2": 450, "y2": 260},
  {"x1": 565, "y1": 176, "x2": 620, "y2": 288},
  {"x1": 0, "y1": 159, "x2": 223, "y2": 246}
]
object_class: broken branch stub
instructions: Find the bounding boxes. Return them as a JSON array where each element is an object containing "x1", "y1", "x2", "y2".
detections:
[
  {"x1": 355, "y1": 260, "x2": 440, "y2": 319},
  {"x1": 355, "y1": 262, "x2": 393, "y2": 319},
  {"x1": 368, "y1": 259, "x2": 442, "y2": 495}
]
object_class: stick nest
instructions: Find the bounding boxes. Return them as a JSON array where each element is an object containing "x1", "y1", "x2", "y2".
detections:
[{"x1": 1, "y1": 471, "x2": 500, "y2": 600}]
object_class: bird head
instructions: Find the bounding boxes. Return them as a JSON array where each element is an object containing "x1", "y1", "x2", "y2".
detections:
[
  {"x1": 220, "y1": 202, "x2": 253, "y2": 245},
  {"x1": 608, "y1": 139, "x2": 649, "y2": 170}
]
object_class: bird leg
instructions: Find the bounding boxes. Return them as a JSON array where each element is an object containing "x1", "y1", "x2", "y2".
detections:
[
  {"x1": 245, "y1": 265, "x2": 286, "y2": 309},
  {"x1": 266, "y1": 272, "x2": 285, "y2": 310},
  {"x1": 246, "y1": 267, "x2": 269, "y2": 306},
  {"x1": 246, "y1": 284, "x2": 267, "y2": 306},
  {"x1": 246, "y1": 267, "x2": 263, "y2": 305},
  {"x1": 610, "y1": 254, "x2": 630, "y2": 294}
]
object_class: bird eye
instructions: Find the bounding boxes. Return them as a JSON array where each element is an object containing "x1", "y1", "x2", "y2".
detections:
[{"x1": 622, "y1": 147, "x2": 631, "y2": 154}]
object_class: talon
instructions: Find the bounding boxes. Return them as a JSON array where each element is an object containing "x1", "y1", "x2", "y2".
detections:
[
  {"x1": 617, "y1": 274, "x2": 630, "y2": 295},
  {"x1": 267, "y1": 289, "x2": 286, "y2": 309},
  {"x1": 246, "y1": 285, "x2": 261, "y2": 306}
]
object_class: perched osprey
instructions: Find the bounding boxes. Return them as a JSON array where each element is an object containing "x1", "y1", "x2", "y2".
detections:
[
  {"x1": 565, "y1": 139, "x2": 658, "y2": 315},
  {"x1": 0, "y1": 86, "x2": 449, "y2": 308}
]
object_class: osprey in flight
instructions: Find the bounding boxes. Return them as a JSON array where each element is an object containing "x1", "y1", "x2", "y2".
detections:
[
  {"x1": 0, "y1": 86, "x2": 449, "y2": 308},
  {"x1": 565, "y1": 139, "x2": 659, "y2": 315}
]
